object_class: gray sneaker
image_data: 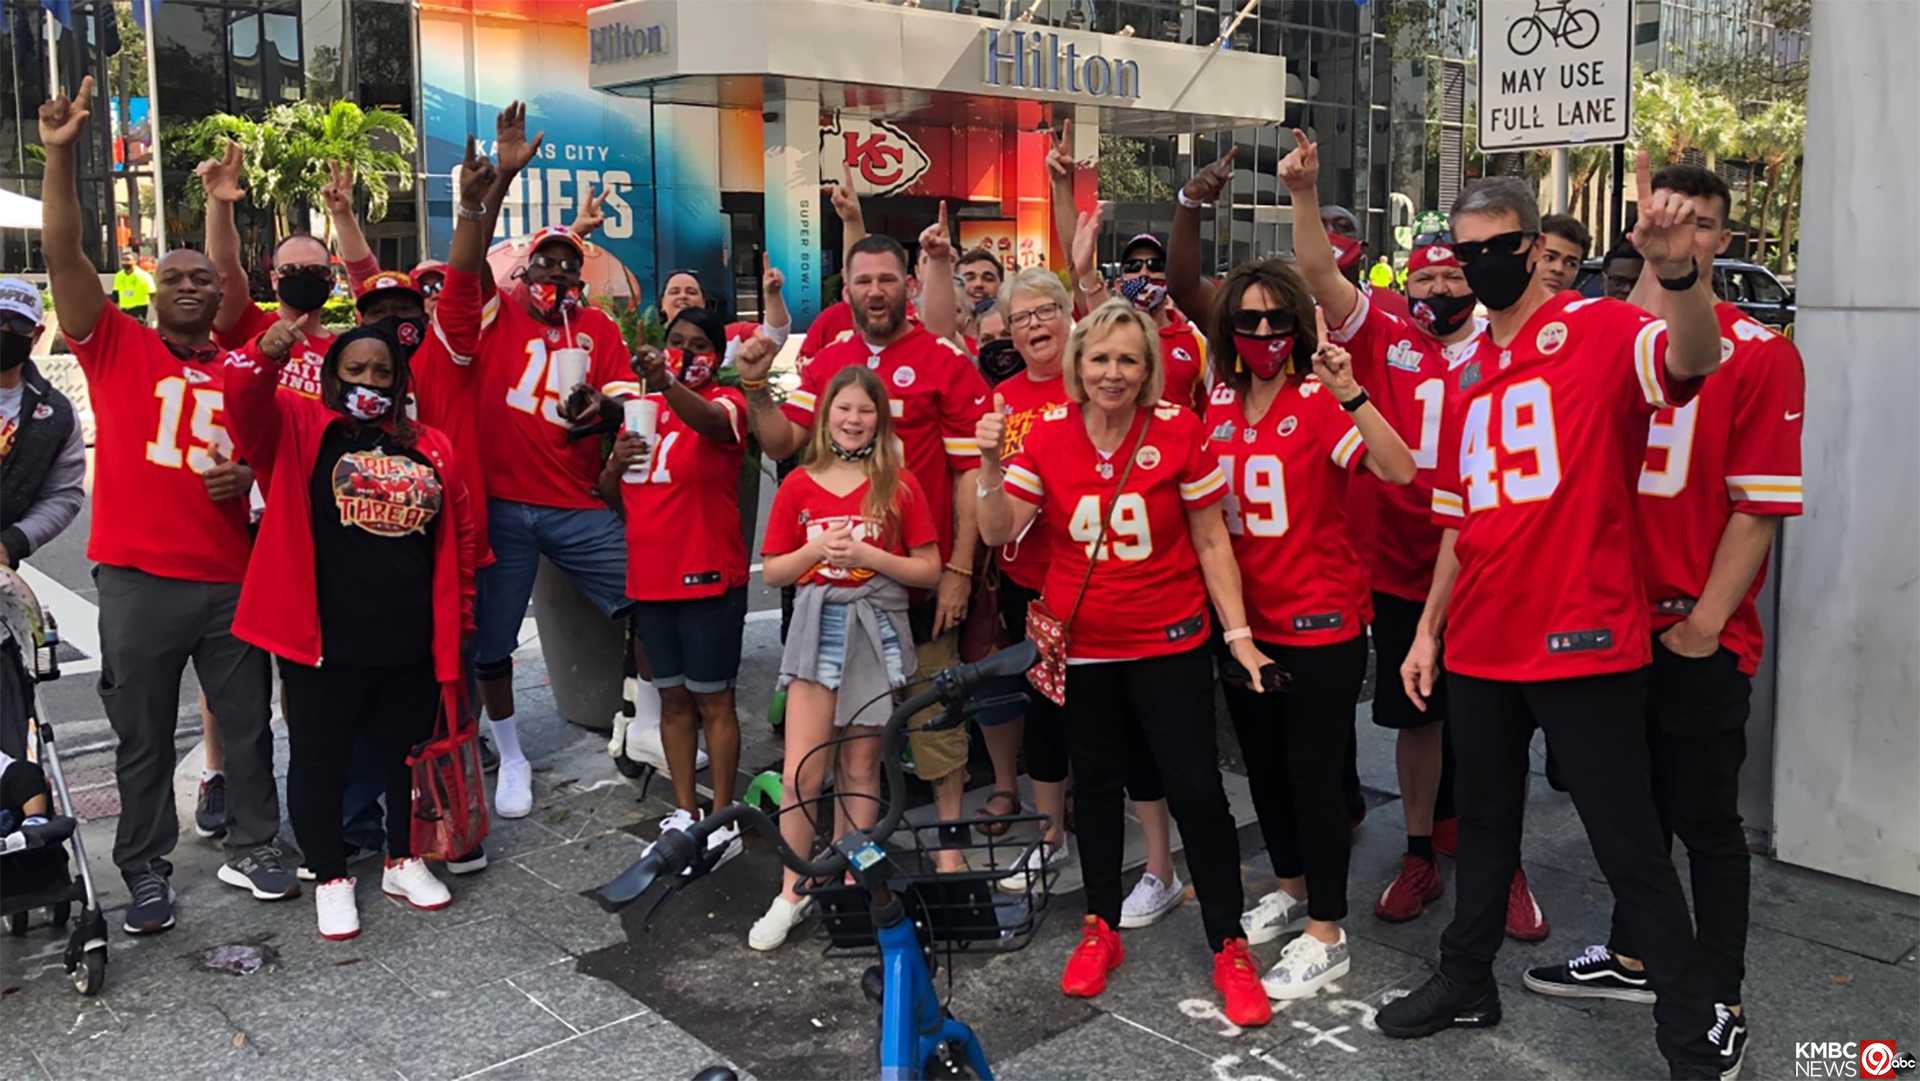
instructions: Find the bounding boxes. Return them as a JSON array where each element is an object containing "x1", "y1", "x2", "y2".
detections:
[
  {"x1": 122, "y1": 862, "x2": 177, "y2": 935},
  {"x1": 193, "y1": 773, "x2": 228, "y2": 840},
  {"x1": 218, "y1": 845, "x2": 299, "y2": 900}
]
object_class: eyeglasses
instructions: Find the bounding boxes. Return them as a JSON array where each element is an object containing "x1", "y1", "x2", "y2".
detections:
[
  {"x1": 418, "y1": 279, "x2": 444, "y2": 297},
  {"x1": 1230, "y1": 307, "x2": 1296, "y2": 335},
  {"x1": 1009, "y1": 301, "x2": 1064, "y2": 329},
  {"x1": 1413, "y1": 230, "x2": 1453, "y2": 248},
  {"x1": 530, "y1": 253, "x2": 583, "y2": 273},
  {"x1": 1451, "y1": 231, "x2": 1536, "y2": 264},
  {"x1": 1120, "y1": 258, "x2": 1166, "y2": 274}
]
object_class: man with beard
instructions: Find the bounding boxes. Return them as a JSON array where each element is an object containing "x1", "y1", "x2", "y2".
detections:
[
  {"x1": 1275, "y1": 129, "x2": 1550, "y2": 941},
  {"x1": 38, "y1": 77, "x2": 289, "y2": 933},
  {"x1": 0, "y1": 279, "x2": 85, "y2": 571},
  {"x1": 1380, "y1": 167, "x2": 1727, "y2": 1079},
  {"x1": 200, "y1": 142, "x2": 336, "y2": 401},
  {"x1": 737, "y1": 234, "x2": 990, "y2": 870}
]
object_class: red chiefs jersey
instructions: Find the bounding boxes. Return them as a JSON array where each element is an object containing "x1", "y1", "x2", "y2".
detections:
[
  {"x1": 1364, "y1": 282, "x2": 1412, "y2": 322},
  {"x1": 799, "y1": 301, "x2": 857, "y2": 361},
  {"x1": 64, "y1": 306, "x2": 252, "y2": 582},
  {"x1": 991, "y1": 372, "x2": 1068, "y2": 590},
  {"x1": 1637, "y1": 303, "x2": 1804, "y2": 674},
  {"x1": 1158, "y1": 312, "x2": 1207, "y2": 412},
  {"x1": 1004, "y1": 401, "x2": 1226, "y2": 660},
  {"x1": 1330, "y1": 289, "x2": 1477, "y2": 602},
  {"x1": 784, "y1": 324, "x2": 989, "y2": 562},
  {"x1": 216, "y1": 304, "x2": 333, "y2": 400},
  {"x1": 1430, "y1": 293, "x2": 1699, "y2": 681},
  {"x1": 473, "y1": 291, "x2": 641, "y2": 509},
  {"x1": 1204, "y1": 378, "x2": 1371, "y2": 645},
  {"x1": 414, "y1": 265, "x2": 493, "y2": 566},
  {"x1": 761, "y1": 468, "x2": 938, "y2": 587},
  {"x1": 620, "y1": 385, "x2": 751, "y2": 600}
]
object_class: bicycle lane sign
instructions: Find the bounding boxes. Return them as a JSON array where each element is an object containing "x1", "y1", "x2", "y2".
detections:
[{"x1": 1478, "y1": 0, "x2": 1633, "y2": 151}]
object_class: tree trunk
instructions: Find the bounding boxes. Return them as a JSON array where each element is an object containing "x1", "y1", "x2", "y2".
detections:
[{"x1": 1776, "y1": 160, "x2": 1800, "y2": 275}]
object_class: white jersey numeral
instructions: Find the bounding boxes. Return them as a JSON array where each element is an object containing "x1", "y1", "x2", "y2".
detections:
[
  {"x1": 1461, "y1": 378, "x2": 1562, "y2": 511},
  {"x1": 1218, "y1": 454, "x2": 1290, "y2": 538},
  {"x1": 145, "y1": 377, "x2": 232, "y2": 473},
  {"x1": 1638, "y1": 399, "x2": 1700, "y2": 497},
  {"x1": 1069, "y1": 492, "x2": 1152, "y2": 561}
]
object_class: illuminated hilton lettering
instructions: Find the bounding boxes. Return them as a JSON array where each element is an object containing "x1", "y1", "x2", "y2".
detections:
[{"x1": 981, "y1": 28, "x2": 1141, "y2": 99}]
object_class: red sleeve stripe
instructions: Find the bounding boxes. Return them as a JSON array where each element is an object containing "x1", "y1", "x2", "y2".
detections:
[
  {"x1": 1180, "y1": 466, "x2": 1227, "y2": 503},
  {"x1": 1003, "y1": 464, "x2": 1044, "y2": 501},
  {"x1": 944, "y1": 437, "x2": 982, "y2": 461},
  {"x1": 787, "y1": 389, "x2": 817, "y2": 416},
  {"x1": 1431, "y1": 488, "x2": 1465, "y2": 518},
  {"x1": 1634, "y1": 320, "x2": 1671, "y2": 408},
  {"x1": 1331, "y1": 428, "x2": 1364, "y2": 469},
  {"x1": 717, "y1": 396, "x2": 744, "y2": 442},
  {"x1": 1725, "y1": 474, "x2": 1802, "y2": 503}
]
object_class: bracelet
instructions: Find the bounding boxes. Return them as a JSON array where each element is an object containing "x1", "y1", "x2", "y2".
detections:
[
  {"x1": 1223, "y1": 627, "x2": 1253, "y2": 643},
  {"x1": 1176, "y1": 187, "x2": 1205, "y2": 209},
  {"x1": 1657, "y1": 263, "x2": 1700, "y2": 291},
  {"x1": 740, "y1": 376, "x2": 770, "y2": 392},
  {"x1": 1077, "y1": 274, "x2": 1105, "y2": 294},
  {"x1": 943, "y1": 562, "x2": 974, "y2": 578},
  {"x1": 456, "y1": 203, "x2": 487, "y2": 222},
  {"x1": 1339, "y1": 389, "x2": 1369, "y2": 413}
]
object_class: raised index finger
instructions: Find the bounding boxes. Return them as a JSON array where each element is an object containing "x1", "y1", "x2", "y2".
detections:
[
  {"x1": 1634, "y1": 149, "x2": 1653, "y2": 205},
  {"x1": 1314, "y1": 303, "x2": 1329, "y2": 344},
  {"x1": 1291, "y1": 128, "x2": 1311, "y2": 153}
]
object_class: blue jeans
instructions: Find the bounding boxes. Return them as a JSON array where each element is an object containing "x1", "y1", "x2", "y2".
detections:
[{"x1": 475, "y1": 499, "x2": 633, "y2": 669}]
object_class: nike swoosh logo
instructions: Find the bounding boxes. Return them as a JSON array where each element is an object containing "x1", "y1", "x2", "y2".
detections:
[{"x1": 1784, "y1": 410, "x2": 1803, "y2": 421}]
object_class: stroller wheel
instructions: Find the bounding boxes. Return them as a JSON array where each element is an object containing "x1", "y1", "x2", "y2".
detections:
[
  {"x1": 52, "y1": 901, "x2": 71, "y2": 928},
  {"x1": 6, "y1": 910, "x2": 27, "y2": 937},
  {"x1": 73, "y1": 949, "x2": 106, "y2": 996}
]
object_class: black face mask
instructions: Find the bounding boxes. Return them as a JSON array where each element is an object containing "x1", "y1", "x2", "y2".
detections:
[
  {"x1": 1461, "y1": 247, "x2": 1535, "y2": 312},
  {"x1": 977, "y1": 338, "x2": 1025, "y2": 385},
  {"x1": 275, "y1": 271, "x2": 332, "y2": 313},
  {"x1": 1410, "y1": 291, "x2": 1477, "y2": 337},
  {"x1": 0, "y1": 332, "x2": 30, "y2": 372},
  {"x1": 374, "y1": 315, "x2": 428, "y2": 360}
]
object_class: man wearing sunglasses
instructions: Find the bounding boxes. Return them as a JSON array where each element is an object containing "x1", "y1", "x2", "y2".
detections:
[{"x1": 1380, "y1": 164, "x2": 1730, "y2": 1080}]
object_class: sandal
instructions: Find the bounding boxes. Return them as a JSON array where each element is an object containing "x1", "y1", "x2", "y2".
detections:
[{"x1": 974, "y1": 790, "x2": 1023, "y2": 838}]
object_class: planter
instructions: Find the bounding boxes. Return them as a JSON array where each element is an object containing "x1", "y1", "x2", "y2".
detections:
[{"x1": 530, "y1": 556, "x2": 626, "y2": 732}]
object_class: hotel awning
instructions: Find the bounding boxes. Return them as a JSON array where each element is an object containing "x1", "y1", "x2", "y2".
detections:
[{"x1": 586, "y1": 0, "x2": 1290, "y2": 136}]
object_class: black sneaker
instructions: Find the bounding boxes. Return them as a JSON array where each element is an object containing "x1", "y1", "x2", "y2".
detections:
[
  {"x1": 479, "y1": 734, "x2": 500, "y2": 774},
  {"x1": 193, "y1": 773, "x2": 228, "y2": 840},
  {"x1": 218, "y1": 844, "x2": 299, "y2": 900},
  {"x1": 1707, "y1": 1004, "x2": 1748, "y2": 1080},
  {"x1": 123, "y1": 862, "x2": 176, "y2": 935},
  {"x1": 1523, "y1": 944, "x2": 1657, "y2": 1004},
  {"x1": 447, "y1": 844, "x2": 489, "y2": 876},
  {"x1": 296, "y1": 843, "x2": 380, "y2": 882},
  {"x1": 1377, "y1": 972, "x2": 1502, "y2": 1039}
]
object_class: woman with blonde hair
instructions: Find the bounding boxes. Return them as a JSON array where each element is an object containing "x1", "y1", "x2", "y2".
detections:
[{"x1": 750, "y1": 365, "x2": 942, "y2": 951}]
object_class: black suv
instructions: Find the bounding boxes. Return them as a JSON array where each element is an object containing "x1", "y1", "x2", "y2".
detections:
[{"x1": 1572, "y1": 257, "x2": 1795, "y2": 330}]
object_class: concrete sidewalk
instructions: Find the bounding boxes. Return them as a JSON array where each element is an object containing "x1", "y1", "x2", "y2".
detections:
[{"x1": 3, "y1": 624, "x2": 1915, "y2": 1080}]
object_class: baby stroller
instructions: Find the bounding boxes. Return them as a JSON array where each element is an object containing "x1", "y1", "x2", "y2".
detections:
[{"x1": 1, "y1": 565, "x2": 108, "y2": 995}]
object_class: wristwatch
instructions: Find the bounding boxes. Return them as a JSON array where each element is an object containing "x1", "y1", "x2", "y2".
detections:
[
  {"x1": 1177, "y1": 187, "x2": 1206, "y2": 209},
  {"x1": 1339, "y1": 389, "x2": 1369, "y2": 413}
]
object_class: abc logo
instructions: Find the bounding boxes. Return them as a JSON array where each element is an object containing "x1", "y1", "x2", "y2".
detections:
[{"x1": 1860, "y1": 1040, "x2": 1911, "y2": 1079}]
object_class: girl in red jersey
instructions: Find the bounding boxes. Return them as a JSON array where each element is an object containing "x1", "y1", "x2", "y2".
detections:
[
  {"x1": 1200, "y1": 261, "x2": 1414, "y2": 1000},
  {"x1": 976, "y1": 300, "x2": 1276, "y2": 1028},
  {"x1": 225, "y1": 320, "x2": 478, "y2": 943},
  {"x1": 752, "y1": 366, "x2": 942, "y2": 951},
  {"x1": 600, "y1": 307, "x2": 755, "y2": 876}
]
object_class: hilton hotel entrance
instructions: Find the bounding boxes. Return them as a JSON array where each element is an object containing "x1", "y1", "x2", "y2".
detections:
[{"x1": 587, "y1": 0, "x2": 1296, "y2": 329}]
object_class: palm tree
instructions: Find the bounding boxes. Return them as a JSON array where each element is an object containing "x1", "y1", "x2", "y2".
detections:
[
  {"x1": 1633, "y1": 70, "x2": 1739, "y2": 165},
  {"x1": 1737, "y1": 99, "x2": 1806, "y2": 270},
  {"x1": 183, "y1": 101, "x2": 416, "y2": 237}
]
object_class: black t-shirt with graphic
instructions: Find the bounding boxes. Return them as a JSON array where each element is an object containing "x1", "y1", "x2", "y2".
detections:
[{"x1": 310, "y1": 421, "x2": 442, "y2": 667}]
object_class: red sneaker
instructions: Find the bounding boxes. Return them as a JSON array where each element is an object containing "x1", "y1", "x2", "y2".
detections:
[
  {"x1": 1375, "y1": 854, "x2": 1444, "y2": 922},
  {"x1": 1505, "y1": 868, "x2": 1550, "y2": 942},
  {"x1": 1211, "y1": 938, "x2": 1273, "y2": 1027},
  {"x1": 1432, "y1": 817, "x2": 1459, "y2": 857},
  {"x1": 1060, "y1": 915, "x2": 1124, "y2": 998}
]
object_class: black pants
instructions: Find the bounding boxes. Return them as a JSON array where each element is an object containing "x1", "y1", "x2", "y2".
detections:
[
  {"x1": 1610, "y1": 640, "x2": 1753, "y2": 1006},
  {"x1": 1065, "y1": 645, "x2": 1241, "y2": 949},
  {"x1": 1223, "y1": 634, "x2": 1366, "y2": 922},
  {"x1": 281, "y1": 657, "x2": 439, "y2": 883},
  {"x1": 1444, "y1": 668, "x2": 1716, "y2": 1067}
]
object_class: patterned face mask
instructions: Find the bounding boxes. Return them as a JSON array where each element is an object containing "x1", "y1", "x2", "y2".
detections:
[
  {"x1": 340, "y1": 382, "x2": 394, "y2": 421},
  {"x1": 665, "y1": 347, "x2": 718, "y2": 390},
  {"x1": 1118, "y1": 274, "x2": 1168, "y2": 312}
]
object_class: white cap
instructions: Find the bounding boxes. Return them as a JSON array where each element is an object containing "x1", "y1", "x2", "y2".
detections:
[{"x1": 0, "y1": 278, "x2": 44, "y2": 326}]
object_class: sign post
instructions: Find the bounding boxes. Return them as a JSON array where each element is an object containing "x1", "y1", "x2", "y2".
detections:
[{"x1": 1477, "y1": 0, "x2": 1632, "y2": 153}]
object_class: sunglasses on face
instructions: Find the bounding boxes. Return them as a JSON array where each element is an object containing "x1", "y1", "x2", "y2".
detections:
[
  {"x1": 1009, "y1": 301, "x2": 1064, "y2": 329},
  {"x1": 1230, "y1": 307, "x2": 1297, "y2": 335},
  {"x1": 1451, "y1": 231, "x2": 1536, "y2": 264},
  {"x1": 1121, "y1": 258, "x2": 1166, "y2": 274},
  {"x1": 277, "y1": 263, "x2": 332, "y2": 279},
  {"x1": 530, "y1": 253, "x2": 583, "y2": 273},
  {"x1": 418, "y1": 279, "x2": 444, "y2": 297},
  {"x1": 2, "y1": 314, "x2": 37, "y2": 336}
]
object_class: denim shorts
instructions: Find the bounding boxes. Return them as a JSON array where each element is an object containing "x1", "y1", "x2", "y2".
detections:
[
  {"x1": 813, "y1": 602, "x2": 909, "y2": 726},
  {"x1": 631, "y1": 586, "x2": 748, "y2": 694},
  {"x1": 474, "y1": 500, "x2": 633, "y2": 668}
]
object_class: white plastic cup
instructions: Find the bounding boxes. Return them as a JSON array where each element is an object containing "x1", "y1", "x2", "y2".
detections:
[
  {"x1": 550, "y1": 347, "x2": 590, "y2": 394},
  {"x1": 623, "y1": 398, "x2": 660, "y2": 482}
]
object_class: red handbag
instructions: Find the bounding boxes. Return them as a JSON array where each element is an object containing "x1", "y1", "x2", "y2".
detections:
[
  {"x1": 1024, "y1": 415, "x2": 1152, "y2": 707},
  {"x1": 408, "y1": 687, "x2": 490, "y2": 861}
]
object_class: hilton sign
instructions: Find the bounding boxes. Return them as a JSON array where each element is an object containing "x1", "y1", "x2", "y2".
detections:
[
  {"x1": 591, "y1": 22, "x2": 668, "y2": 64},
  {"x1": 981, "y1": 27, "x2": 1141, "y2": 100}
]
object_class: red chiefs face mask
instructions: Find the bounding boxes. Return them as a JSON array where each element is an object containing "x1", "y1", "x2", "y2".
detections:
[
  {"x1": 1234, "y1": 333, "x2": 1296, "y2": 380},
  {"x1": 1328, "y1": 233, "x2": 1365, "y2": 272},
  {"x1": 664, "y1": 346, "x2": 718, "y2": 390}
]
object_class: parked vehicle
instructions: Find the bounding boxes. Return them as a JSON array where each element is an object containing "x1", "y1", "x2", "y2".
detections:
[{"x1": 1573, "y1": 257, "x2": 1795, "y2": 330}]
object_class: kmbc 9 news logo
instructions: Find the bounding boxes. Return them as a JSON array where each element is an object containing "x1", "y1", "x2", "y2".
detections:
[{"x1": 1795, "y1": 1039, "x2": 1916, "y2": 1078}]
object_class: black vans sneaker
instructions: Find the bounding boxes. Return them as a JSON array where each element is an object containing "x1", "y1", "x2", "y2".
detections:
[
  {"x1": 123, "y1": 862, "x2": 176, "y2": 935},
  {"x1": 1707, "y1": 1004, "x2": 1748, "y2": 1080},
  {"x1": 1523, "y1": 944, "x2": 1657, "y2": 1004},
  {"x1": 1377, "y1": 972, "x2": 1502, "y2": 1039}
]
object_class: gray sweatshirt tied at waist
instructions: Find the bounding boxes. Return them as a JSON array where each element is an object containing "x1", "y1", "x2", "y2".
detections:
[{"x1": 779, "y1": 575, "x2": 917, "y2": 728}]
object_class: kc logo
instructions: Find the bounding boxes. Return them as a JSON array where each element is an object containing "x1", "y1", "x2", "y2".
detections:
[{"x1": 821, "y1": 117, "x2": 932, "y2": 197}]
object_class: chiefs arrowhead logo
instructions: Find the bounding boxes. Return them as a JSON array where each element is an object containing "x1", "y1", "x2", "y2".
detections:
[{"x1": 821, "y1": 116, "x2": 931, "y2": 198}]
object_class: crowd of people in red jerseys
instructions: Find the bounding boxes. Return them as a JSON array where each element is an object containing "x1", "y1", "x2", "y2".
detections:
[{"x1": 30, "y1": 68, "x2": 1800, "y2": 1078}]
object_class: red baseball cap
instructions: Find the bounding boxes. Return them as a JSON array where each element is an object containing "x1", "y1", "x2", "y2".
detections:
[
  {"x1": 355, "y1": 270, "x2": 423, "y2": 310},
  {"x1": 1407, "y1": 243, "x2": 1461, "y2": 275},
  {"x1": 410, "y1": 259, "x2": 448, "y2": 285},
  {"x1": 527, "y1": 226, "x2": 586, "y2": 259}
]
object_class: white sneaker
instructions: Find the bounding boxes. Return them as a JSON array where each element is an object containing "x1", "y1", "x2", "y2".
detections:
[
  {"x1": 1261, "y1": 928, "x2": 1350, "y2": 1001},
  {"x1": 495, "y1": 758, "x2": 533, "y2": 819},
  {"x1": 607, "y1": 713, "x2": 631, "y2": 759},
  {"x1": 381, "y1": 857, "x2": 452, "y2": 911},
  {"x1": 624, "y1": 722, "x2": 709, "y2": 772},
  {"x1": 748, "y1": 893, "x2": 812, "y2": 951},
  {"x1": 701, "y1": 818, "x2": 743, "y2": 873},
  {"x1": 1118, "y1": 871, "x2": 1185, "y2": 928},
  {"x1": 315, "y1": 877, "x2": 360, "y2": 941},
  {"x1": 644, "y1": 807, "x2": 698, "y2": 863},
  {"x1": 997, "y1": 839, "x2": 1072, "y2": 894},
  {"x1": 1241, "y1": 888, "x2": 1310, "y2": 945}
]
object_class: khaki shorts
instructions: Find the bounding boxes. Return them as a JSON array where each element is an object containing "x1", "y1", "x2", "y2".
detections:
[{"x1": 904, "y1": 628, "x2": 970, "y2": 783}]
